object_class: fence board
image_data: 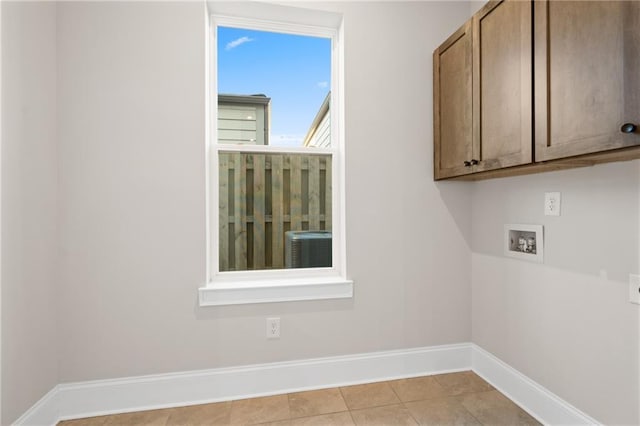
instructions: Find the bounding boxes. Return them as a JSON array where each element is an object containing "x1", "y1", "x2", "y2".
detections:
[
  {"x1": 233, "y1": 153, "x2": 247, "y2": 270},
  {"x1": 290, "y1": 155, "x2": 302, "y2": 231},
  {"x1": 219, "y1": 154, "x2": 229, "y2": 270},
  {"x1": 309, "y1": 156, "x2": 320, "y2": 230},
  {"x1": 325, "y1": 157, "x2": 332, "y2": 230},
  {"x1": 253, "y1": 155, "x2": 266, "y2": 268},
  {"x1": 271, "y1": 155, "x2": 284, "y2": 268}
]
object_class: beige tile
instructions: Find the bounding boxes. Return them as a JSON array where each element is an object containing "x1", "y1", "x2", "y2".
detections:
[
  {"x1": 290, "y1": 412, "x2": 354, "y2": 426},
  {"x1": 389, "y1": 376, "x2": 448, "y2": 402},
  {"x1": 58, "y1": 416, "x2": 109, "y2": 426},
  {"x1": 102, "y1": 408, "x2": 172, "y2": 426},
  {"x1": 252, "y1": 420, "x2": 291, "y2": 426},
  {"x1": 288, "y1": 388, "x2": 348, "y2": 418},
  {"x1": 458, "y1": 391, "x2": 541, "y2": 426},
  {"x1": 257, "y1": 413, "x2": 353, "y2": 426},
  {"x1": 166, "y1": 401, "x2": 232, "y2": 425},
  {"x1": 405, "y1": 397, "x2": 481, "y2": 425},
  {"x1": 339, "y1": 382, "x2": 400, "y2": 410},
  {"x1": 350, "y1": 404, "x2": 418, "y2": 426},
  {"x1": 230, "y1": 395, "x2": 290, "y2": 425},
  {"x1": 434, "y1": 371, "x2": 493, "y2": 396}
]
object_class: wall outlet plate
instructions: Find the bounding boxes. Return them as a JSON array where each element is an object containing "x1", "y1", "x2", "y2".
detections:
[
  {"x1": 544, "y1": 192, "x2": 561, "y2": 216},
  {"x1": 267, "y1": 317, "x2": 281, "y2": 339},
  {"x1": 629, "y1": 274, "x2": 640, "y2": 305}
]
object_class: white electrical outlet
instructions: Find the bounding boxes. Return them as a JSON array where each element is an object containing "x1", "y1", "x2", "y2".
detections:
[
  {"x1": 629, "y1": 275, "x2": 640, "y2": 305},
  {"x1": 266, "y1": 317, "x2": 280, "y2": 339},
  {"x1": 544, "y1": 192, "x2": 561, "y2": 216}
]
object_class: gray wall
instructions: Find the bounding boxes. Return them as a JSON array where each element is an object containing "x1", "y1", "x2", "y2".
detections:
[
  {"x1": 471, "y1": 162, "x2": 640, "y2": 425},
  {"x1": 55, "y1": 0, "x2": 473, "y2": 383},
  {"x1": 1, "y1": 2, "x2": 59, "y2": 423},
  {"x1": 7, "y1": 2, "x2": 636, "y2": 425},
  {"x1": 3, "y1": 3, "x2": 475, "y2": 420},
  {"x1": 465, "y1": 2, "x2": 640, "y2": 423}
]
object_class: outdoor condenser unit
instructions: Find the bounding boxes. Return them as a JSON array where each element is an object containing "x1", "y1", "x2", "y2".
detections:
[{"x1": 285, "y1": 231, "x2": 332, "y2": 268}]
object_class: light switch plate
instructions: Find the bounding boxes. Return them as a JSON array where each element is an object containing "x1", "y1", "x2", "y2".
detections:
[
  {"x1": 544, "y1": 192, "x2": 561, "y2": 216},
  {"x1": 630, "y1": 274, "x2": 640, "y2": 305}
]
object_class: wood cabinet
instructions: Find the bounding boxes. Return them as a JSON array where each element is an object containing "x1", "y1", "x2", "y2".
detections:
[
  {"x1": 534, "y1": 0, "x2": 640, "y2": 161},
  {"x1": 433, "y1": 22, "x2": 472, "y2": 180},
  {"x1": 434, "y1": 0, "x2": 640, "y2": 181},
  {"x1": 473, "y1": 0, "x2": 532, "y2": 173},
  {"x1": 434, "y1": 0, "x2": 532, "y2": 179}
]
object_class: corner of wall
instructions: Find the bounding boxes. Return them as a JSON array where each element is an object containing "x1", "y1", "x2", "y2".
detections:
[
  {"x1": 469, "y1": 161, "x2": 640, "y2": 425},
  {"x1": 1, "y1": 1, "x2": 60, "y2": 423}
]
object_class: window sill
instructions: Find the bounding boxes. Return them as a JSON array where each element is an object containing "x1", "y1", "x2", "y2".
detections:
[{"x1": 198, "y1": 277, "x2": 354, "y2": 306}]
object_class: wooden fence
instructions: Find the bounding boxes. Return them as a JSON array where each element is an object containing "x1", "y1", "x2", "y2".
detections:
[{"x1": 219, "y1": 152, "x2": 332, "y2": 271}]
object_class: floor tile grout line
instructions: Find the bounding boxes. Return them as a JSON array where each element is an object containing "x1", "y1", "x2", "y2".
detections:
[
  {"x1": 455, "y1": 394, "x2": 485, "y2": 426},
  {"x1": 386, "y1": 378, "x2": 422, "y2": 425},
  {"x1": 402, "y1": 395, "x2": 484, "y2": 426},
  {"x1": 400, "y1": 400, "x2": 420, "y2": 425},
  {"x1": 386, "y1": 379, "x2": 403, "y2": 404},
  {"x1": 345, "y1": 409, "x2": 356, "y2": 426},
  {"x1": 285, "y1": 387, "x2": 353, "y2": 422},
  {"x1": 348, "y1": 400, "x2": 406, "y2": 412},
  {"x1": 337, "y1": 386, "x2": 351, "y2": 411},
  {"x1": 285, "y1": 392, "x2": 293, "y2": 422}
]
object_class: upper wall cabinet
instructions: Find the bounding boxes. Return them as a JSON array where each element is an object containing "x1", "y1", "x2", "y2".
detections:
[
  {"x1": 433, "y1": 22, "x2": 473, "y2": 180},
  {"x1": 472, "y1": 0, "x2": 532, "y2": 173},
  {"x1": 534, "y1": 0, "x2": 640, "y2": 161},
  {"x1": 434, "y1": 0, "x2": 640, "y2": 181},
  {"x1": 434, "y1": 0, "x2": 532, "y2": 180}
]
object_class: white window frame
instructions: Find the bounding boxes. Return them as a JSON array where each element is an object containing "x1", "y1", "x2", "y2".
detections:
[{"x1": 199, "y1": 2, "x2": 352, "y2": 306}]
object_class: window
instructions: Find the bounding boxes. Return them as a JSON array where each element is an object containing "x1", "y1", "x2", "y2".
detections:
[{"x1": 199, "y1": 3, "x2": 352, "y2": 306}]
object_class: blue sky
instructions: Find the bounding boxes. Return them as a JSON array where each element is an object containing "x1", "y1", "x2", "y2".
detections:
[{"x1": 217, "y1": 26, "x2": 331, "y2": 147}]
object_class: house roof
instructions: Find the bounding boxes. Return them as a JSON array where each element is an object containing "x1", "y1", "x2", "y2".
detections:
[
  {"x1": 218, "y1": 94, "x2": 271, "y2": 105},
  {"x1": 303, "y1": 91, "x2": 331, "y2": 147}
]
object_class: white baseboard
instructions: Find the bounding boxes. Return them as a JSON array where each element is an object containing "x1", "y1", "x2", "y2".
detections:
[
  {"x1": 12, "y1": 387, "x2": 60, "y2": 426},
  {"x1": 14, "y1": 343, "x2": 600, "y2": 426},
  {"x1": 15, "y1": 343, "x2": 472, "y2": 425},
  {"x1": 472, "y1": 344, "x2": 600, "y2": 425}
]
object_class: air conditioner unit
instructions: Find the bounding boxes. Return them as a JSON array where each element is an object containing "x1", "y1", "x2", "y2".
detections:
[{"x1": 285, "y1": 231, "x2": 332, "y2": 268}]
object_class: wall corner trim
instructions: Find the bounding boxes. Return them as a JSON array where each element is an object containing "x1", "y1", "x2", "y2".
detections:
[
  {"x1": 11, "y1": 385, "x2": 60, "y2": 426},
  {"x1": 15, "y1": 344, "x2": 600, "y2": 426},
  {"x1": 471, "y1": 344, "x2": 600, "y2": 425}
]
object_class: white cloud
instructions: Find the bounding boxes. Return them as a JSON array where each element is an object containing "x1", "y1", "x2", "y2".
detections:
[
  {"x1": 317, "y1": 81, "x2": 329, "y2": 89},
  {"x1": 225, "y1": 36, "x2": 254, "y2": 51}
]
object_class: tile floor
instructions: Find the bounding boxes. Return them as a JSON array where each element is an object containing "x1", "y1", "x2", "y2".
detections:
[{"x1": 58, "y1": 371, "x2": 541, "y2": 425}]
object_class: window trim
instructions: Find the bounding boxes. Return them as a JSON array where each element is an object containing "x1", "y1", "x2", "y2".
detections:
[{"x1": 200, "y1": 4, "x2": 351, "y2": 306}]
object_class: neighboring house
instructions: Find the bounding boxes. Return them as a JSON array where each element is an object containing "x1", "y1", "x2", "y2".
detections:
[
  {"x1": 218, "y1": 94, "x2": 270, "y2": 145},
  {"x1": 303, "y1": 92, "x2": 330, "y2": 148}
]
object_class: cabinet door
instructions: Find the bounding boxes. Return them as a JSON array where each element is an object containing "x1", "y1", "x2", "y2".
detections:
[
  {"x1": 535, "y1": 1, "x2": 640, "y2": 161},
  {"x1": 473, "y1": 0, "x2": 532, "y2": 173},
  {"x1": 433, "y1": 22, "x2": 473, "y2": 180}
]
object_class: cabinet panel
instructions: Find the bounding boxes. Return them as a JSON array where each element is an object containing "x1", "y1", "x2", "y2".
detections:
[
  {"x1": 473, "y1": 0, "x2": 532, "y2": 172},
  {"x1": 434, "y1": 22, "x2": 473, "y2": 179},
  {"x1": 535, "y1": 0, "x2": 640, "y2": 161}
]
